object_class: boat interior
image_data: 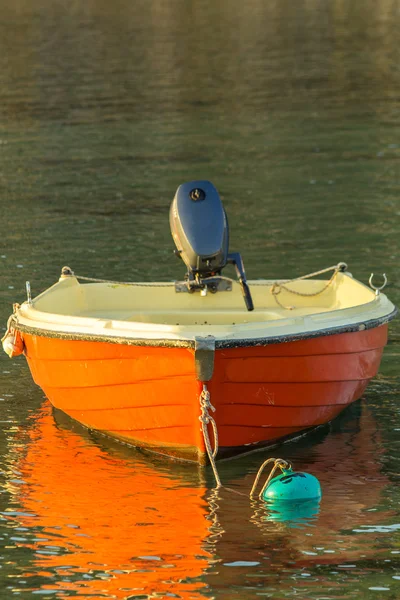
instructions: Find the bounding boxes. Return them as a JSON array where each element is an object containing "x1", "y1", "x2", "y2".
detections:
[{"x1": 30, "y1": 272, "x2": 376, "y2": 326}]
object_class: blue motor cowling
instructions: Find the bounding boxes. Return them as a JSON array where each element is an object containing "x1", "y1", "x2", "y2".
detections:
[
  {"x1": 170, "y1": 180, "x2": 254, "y2": 311},
  {"x1": 170, "y1": 181, "x2": 229, "y2": 278}
]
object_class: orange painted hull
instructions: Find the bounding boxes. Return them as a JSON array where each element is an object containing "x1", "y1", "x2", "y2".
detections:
[{"x1": 22, "y1": 325, "x2": 388, "y2": 463}]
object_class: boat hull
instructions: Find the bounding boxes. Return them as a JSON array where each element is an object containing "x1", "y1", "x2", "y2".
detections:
[{"x1": 21, "y1": 324, "x2": 388, "y2": 463}]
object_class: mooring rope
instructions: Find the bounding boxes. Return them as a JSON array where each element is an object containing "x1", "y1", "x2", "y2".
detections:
[
  {"x1": 199, "y1": 384, "x2": 221, "y2": 487},
  {"x1": 198, "y1": 391, "x2": 295, "y2": 499},
  {"x1": 198, "y1": 385, "x2": 290, "y2": 498}
]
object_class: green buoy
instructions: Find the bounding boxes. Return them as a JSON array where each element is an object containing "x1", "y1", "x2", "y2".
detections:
[
  {"x1": 250, "y1": 458, "x2": 322, "y2": 526},
  {"x1": 262, "y1": 467, "x2": 322, "y2": 502}
]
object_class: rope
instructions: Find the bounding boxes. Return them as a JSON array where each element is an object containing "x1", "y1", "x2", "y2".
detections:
[
  {"x1": 59, "y1": 265, "x2": 172, "y2": 287},
  {"x1": 63, "y1": 263, "x2": 346, "y2": 306},
  {"x1": 198, "y1": 385, "x2": 298, "y2": 497},
  {"x1": 266, "y1": 262, "x2": 347, "y2": 310},
  {"x1": 74, "y1": 275, "x2": 175, "y2": 287},
  {"x1": 250, "y1": 457, "x2": 292, "y2": 499},
  {"x1": 63, "y1": 268, "x2": 233, "y2": 289},
  {"x1": 1, "y1": 305, "x2": 19, "y2": 343},
  {"x1": 199, "y1": 384, "x2": 221, "y2": 487},
  {"x1": 197, "y1": 385, "x2": 298, "y2": 501}
]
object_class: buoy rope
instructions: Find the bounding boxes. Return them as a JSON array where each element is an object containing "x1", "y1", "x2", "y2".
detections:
[
  {"x1": 250, "y1": 457, "x2": 292, "y2": 499},
  {"x1": 199, "y1": 384, "x2": 221, "y2": 488}
]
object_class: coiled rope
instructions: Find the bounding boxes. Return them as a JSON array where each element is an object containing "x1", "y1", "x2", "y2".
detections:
[{"x1": 199, "y1": 384, "x2": 221, "y2": 487}]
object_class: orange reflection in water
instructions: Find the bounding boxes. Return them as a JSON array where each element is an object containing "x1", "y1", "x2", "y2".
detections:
[
  {"x1": 11, "y1": 406, "x2": 212, "y2": 599},
  {"x1": 7, "y1": 400, "x2": 395, "y2": 600}
]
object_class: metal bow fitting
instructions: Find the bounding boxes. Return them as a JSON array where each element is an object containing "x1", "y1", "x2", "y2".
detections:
[{"x1": 369, "y1": 273, "x2": 387, "y2": 296}]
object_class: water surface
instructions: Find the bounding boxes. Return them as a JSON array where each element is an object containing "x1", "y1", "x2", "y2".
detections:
[{"x1": 1, "y1": 1, "x2": 400, "y2": 598}]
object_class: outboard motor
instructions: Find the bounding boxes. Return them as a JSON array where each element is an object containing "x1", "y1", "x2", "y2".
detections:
[{"x1": 170, "y1": 180, "x2": 254, "y2": 311}]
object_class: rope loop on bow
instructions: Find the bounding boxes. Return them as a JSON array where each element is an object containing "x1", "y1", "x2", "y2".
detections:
[{"x1": 199, "y1": 384, "x2": 221, "y2": 487}]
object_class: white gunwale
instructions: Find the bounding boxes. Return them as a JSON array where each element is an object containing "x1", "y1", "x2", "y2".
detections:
[{"x1": 14, "y1": 272, "x2": 397, "y2": 347}]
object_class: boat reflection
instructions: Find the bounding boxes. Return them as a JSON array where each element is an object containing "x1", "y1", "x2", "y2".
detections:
[
  {"x1": 9, "y1": 405, "x2": 212, "y2": 599},
  {"x1": 6, "y1": 400, "x2": 395, "y2": 598}
]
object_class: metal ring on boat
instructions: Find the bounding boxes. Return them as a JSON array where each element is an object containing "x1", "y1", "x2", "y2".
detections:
[{"x1": 369, "y1": 273, "x2": 388, "y2": 295}]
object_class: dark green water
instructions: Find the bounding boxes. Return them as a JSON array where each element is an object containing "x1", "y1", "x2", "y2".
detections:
[{"x1": 1, "y1": 1, "x2": 400, "y2": 598}]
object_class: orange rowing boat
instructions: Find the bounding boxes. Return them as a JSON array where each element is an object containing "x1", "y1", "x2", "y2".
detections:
[{"x1": 2, "y1": 181, "x2": 397, "y2": 464}]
